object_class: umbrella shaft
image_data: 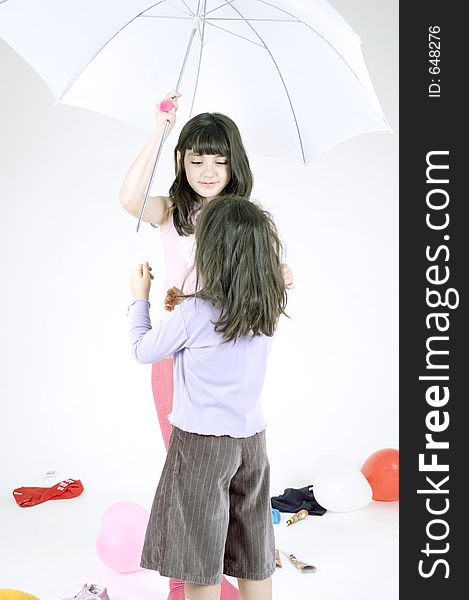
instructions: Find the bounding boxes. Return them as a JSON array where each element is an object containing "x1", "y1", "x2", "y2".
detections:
[
  {"x1": 136, "y1": 21, "x2": 199, "y2": 232},
  {"x1": 136, "y1": 120, "x2": 169, "y2": 232},
  {"x1": 176, "y1": 23, "x2": 197, "y2": 90}
]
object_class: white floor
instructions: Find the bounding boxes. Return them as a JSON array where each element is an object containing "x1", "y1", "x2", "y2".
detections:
[{"x1": 0, "y1": 488, "x2": 398, "y2": 600}]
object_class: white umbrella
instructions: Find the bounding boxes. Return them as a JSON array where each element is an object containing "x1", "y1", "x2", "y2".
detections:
[{"x1": 0, "y1": 0, "x2": 391, "y2": 225}]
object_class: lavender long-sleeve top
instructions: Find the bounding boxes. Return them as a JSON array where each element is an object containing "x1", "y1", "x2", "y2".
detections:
[{"x1": 128, "y1": 298, "x2": 271, "y2": 437}]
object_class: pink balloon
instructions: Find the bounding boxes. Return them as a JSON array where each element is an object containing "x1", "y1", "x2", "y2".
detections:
[
  {"x1": 101, "y1": 501, "x2": 146, "y2": 527},
  {"x1": 96, "y1": 502, "x2": 150, "y2": 572}
]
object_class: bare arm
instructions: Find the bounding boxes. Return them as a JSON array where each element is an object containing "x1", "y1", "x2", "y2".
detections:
[{"x1": 119, "y1": 91, "x2": 181, "y2": 226}]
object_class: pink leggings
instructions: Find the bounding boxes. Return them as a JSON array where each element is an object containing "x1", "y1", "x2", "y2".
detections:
[{"x1": 151, "y1": 359, "x2": 240, "y2": 600}]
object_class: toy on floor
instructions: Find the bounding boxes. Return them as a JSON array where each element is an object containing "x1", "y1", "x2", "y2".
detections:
[
  {"x1": 361, "y1": 448, "x2": 399, "y2": 501},
  {"x1": 311, "y1": 454, "x2": 372, "y2": 512},
  {"x1": 274, "y1": 508, "x2": 309, "y2": 532},
  {"x1": 96, "y1": 501, "x2": 149, "y2": 572},
  {"x1": 0, "y1": 591, "x2": 39, "y2": 600},
  {"x1": 271, "y1": 507, "x2": 281, "y2": 524},
  {"x1": 282, "y1": 508, "x2": 308, "y2": 528},
  {"x1": 281, "y1": 552, "x2": 317, "y2": 573},
  {"x1": 274, "y1": 509, "x2": 318, "y2": 574}
]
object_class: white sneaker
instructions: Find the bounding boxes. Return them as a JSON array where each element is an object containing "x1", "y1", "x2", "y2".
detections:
[{"x1": 63, "y1": 583, "x2": 110, "y2": 600}]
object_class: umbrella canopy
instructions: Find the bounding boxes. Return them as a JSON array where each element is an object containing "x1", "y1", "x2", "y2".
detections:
[{"x1": 0, "y1": 0, "x2": 390, "y2": 164}]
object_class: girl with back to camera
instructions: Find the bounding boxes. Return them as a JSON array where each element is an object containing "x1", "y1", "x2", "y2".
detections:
[
  {"x1": 120, "y1": 92, "x2": 293, "y2": 600},
  {"x1": 128, "y1": 195, "x2": 287, "y2": 600}
]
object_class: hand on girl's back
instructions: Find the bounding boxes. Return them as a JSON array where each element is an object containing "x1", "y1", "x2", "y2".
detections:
[
  {"x1": 155, "y1": 90, "x2": 182, "y2": 137},
  {"x1": 281, "y1": 263, "x2": 295, "y2": 290},
  {"x1": 130, "y1": 262, "x2": 154, "y2": 300},
  {"x1": 164, "y1": 287, "x2": 184, "y2": 312}
]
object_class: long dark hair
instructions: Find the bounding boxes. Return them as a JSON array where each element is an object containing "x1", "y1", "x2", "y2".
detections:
[
  {"x1": 193, "y1": 196, "x2": 287, "y2": 341},
  {"x1": 169, "y1": 113, "x2": 253, "y2": 236}
]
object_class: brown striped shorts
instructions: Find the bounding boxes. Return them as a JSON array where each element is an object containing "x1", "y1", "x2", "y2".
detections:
[{"x1": 141, "y1": 427, "x2": 276, "y2": 585}]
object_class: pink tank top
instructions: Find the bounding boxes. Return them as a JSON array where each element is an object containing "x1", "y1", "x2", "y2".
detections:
[{"x1": 159, "y1": 211, "x2": 197, "y2": 294}]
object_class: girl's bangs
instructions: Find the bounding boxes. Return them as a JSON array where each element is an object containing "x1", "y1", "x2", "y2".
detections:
[{"x1": 186, "y1": 124, "x2": 230, "y2": 157}]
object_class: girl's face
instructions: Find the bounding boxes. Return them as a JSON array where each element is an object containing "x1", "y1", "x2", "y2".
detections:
[{"x1": 183, "y1": 149, "x2": 231, "y2": 200}]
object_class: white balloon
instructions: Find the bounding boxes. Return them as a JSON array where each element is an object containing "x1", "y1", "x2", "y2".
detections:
[{"x1": 312, "y1": 455, "x2": 373, "y2": 512}]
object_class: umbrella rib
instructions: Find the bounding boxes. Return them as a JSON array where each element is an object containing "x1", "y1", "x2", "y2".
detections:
[
  {"x1": 225, "y1": 1, "x2": 306, "y2": 164},
  {"x1": 57, "y1": 0, "x2": 169, "y2": 101},
  {"x1": 189, "y1": 0, "x2": 208, "y2": 118},
  {"x1": 141, "y1": 15, "x2": 193, "y2": 19},
  {"x1": 196, "y1": 0, "x2": 204, "y2": 41},
  {"x1": 179, "y1": 0, "x2": 195, "y2": 16},
  {"x1": 205, "y1": 21, "x2": 264, "y2": 47},
  {"x1": 203, "y1": 0, "x2": 236, "y2": 16},
  {"x1": 206, "y1": 17, "x2": 298, "y2": 22},
  {"x1": 257, "y1": 0, "x2": 365, "y2": 89}
]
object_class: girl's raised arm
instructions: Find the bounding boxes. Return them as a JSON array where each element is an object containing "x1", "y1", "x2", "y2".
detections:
[{"x1": 119, "y1": 91, "x2": 181, "y2": 226}]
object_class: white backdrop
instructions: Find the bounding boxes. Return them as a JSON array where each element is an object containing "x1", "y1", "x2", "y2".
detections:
[{"x1": 0, "y1": 0, "x2": 398, "y2": 506}]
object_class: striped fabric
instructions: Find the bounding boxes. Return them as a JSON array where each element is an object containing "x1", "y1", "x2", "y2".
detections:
[{"x1": 141, "y1": 427, "x2": 276, "y2": 585}]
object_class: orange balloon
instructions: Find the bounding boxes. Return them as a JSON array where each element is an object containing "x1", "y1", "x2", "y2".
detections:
[{"x1": 361, "y1": 448, "x2": 399, "y2": 501}]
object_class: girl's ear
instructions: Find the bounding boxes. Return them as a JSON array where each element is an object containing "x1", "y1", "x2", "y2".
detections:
[{"x1": 175, "y1": 150, "x2": 182, "y2": 172}]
